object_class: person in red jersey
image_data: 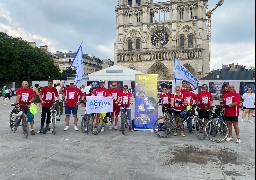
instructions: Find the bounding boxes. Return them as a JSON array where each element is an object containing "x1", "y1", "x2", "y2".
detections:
[
  {"x1": 183, "y1": 84, "x2": 197, "y2": 132},
  {"x1": 16, "y1": 81, "x2": 35, "y2": 135},
  {"x1": 197, "y1": 84, "x2": 213, "y2": 126},
  {"x1": 118, "y1": 85, "x2": 134, "y2": 131},
  {"x1": 223, "y1": 84, "x2": 241, "y2": 143},
  {"x1": 180, "y1": 80, "x2": 188, "y2": 94},
  {"x1": 220, "y1": 83, "x2": 229, "y2": 104},
  {"x1": 171, "y1": 86, "x2": 186, "y2": 137},
  {"x1": 158, "y1": 85, "x2": 172, "y2": 116},
  {"x1": 39, "y1": 79, "x2": 59, "y2": 133},
  {"x1": 94, "y1": 80, "x2": 110, "y2": 132},
  {"x1": 62, "y1": 80, "x2": 84, "y2": 131},
  {"x1": 109, "y1": 81, "x2": 122, "y2": 130}
]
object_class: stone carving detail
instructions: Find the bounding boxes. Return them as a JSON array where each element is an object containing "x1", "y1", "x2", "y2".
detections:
[
  {"x1": 147, "y1": 62, "x2": 171, "y2": 80},
  {"x1": 117, "y1": 49, "x2": 203, "y2": 63}
]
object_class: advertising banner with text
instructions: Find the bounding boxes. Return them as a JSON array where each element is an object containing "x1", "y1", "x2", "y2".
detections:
[
  {"x1": 134, "y1": 74, "x2": 158, "y2": 130},
  {"x1": 86, "y1": 96, "x2": 113, "y2": 114}
]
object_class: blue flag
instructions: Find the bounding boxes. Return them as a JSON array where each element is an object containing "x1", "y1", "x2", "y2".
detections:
[
  {"x1": 71, "y1": 45, "x2": 84, "y2": 85},
  {"x1": 174, "y1": 57, "x2": 199, "y2": 89}
]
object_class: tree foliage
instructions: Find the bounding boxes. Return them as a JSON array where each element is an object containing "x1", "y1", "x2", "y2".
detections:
[{"x1": 0, "y1": 32, "x2": 61, "y2": 82}]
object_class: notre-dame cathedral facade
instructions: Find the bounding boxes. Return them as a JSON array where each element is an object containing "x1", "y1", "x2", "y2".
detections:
[{"x1": 114, "y1": 0, "x2": 210, "y2": 80}]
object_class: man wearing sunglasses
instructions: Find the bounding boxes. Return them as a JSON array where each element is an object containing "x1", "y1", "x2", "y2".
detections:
[{"x1": 39, "y1": 79, "x2": 59, "y2": 133}]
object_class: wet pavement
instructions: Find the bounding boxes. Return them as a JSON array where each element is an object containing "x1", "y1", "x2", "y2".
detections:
[{"x1": 0, "y1": 98, "x2": 255, "y2": 180}]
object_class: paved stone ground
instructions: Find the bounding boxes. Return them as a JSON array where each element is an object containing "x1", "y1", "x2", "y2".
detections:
[{"x1": 0, "y1": 97, "x2": 255, "y2": 180}]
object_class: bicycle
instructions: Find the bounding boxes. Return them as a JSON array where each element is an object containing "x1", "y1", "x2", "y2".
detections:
[
  {"x1": 120, "y1": 107, "x2": 130, "y2": 135},
  {"x1": 204, "y1": 105, "x2": 228, "y2": 143},
  {"x1": 92, "y1": 112, "x2": 107, "y2": 135},
  {"x1": 50, "y1": 101, "x2": 59, "y2": 135},
  {"x1": 153, "y1": 107, "x2": 175, "y2": 138},
  {"x1": 10, "y1": 103, "x2": 29, "y2": 138},
  {"x1": 41, "y1": 101, "x2": 59, "y2": 134},
  {"x1": 81, "y1": 110, "x2": 94, "y2": 134},
  {"x1": 172, "y1": 109, "x2": 189, "y2": 136}
]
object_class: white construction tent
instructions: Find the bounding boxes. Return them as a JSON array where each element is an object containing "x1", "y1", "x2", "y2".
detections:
[{"x1": 87, "y1": 65, "x2": 144, "y2": 81}]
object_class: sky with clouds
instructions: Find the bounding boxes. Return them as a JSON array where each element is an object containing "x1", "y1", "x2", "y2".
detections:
[{"x1": 0, "y1": 0, "x2": 255, "y2": 70}]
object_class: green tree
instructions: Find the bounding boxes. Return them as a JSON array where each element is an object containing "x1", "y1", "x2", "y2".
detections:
[{"x1": 0, "y1": 32, "x2": 61, "y2": 82}]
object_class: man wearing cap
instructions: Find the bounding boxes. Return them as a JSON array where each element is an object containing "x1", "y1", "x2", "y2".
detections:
[
  {"x1": 62, "y1": 80, "x2": 84, "y2": 131},
  {"x1": 94, "y1": 80, "x2": 110, "y2": 132},
  {"x1": 39, "y1": 79, "x2": 59, "y2": 133}
]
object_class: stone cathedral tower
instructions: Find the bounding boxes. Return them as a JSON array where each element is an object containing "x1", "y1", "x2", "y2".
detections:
[{"x1": 114, "y1": 0, "x2": 210, "y2": 80}]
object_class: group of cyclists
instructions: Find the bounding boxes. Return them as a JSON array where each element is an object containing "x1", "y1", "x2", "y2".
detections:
[
  {"x1": 158, "y1": 80, "x2": 247, "y2": 143},
  {"x1": 13, "y1": 79, "x2": 254, "y2": 143},
  {"x1": 14, "y1": 79, "x2": 134, "y2": 135}
]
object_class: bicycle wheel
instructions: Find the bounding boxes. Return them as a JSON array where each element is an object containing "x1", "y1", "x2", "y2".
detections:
[
  {"x1": 81, "y1": 114, "x2": 89, "y2": 134},
  {"x1": 93, "y1": 115, "x2": 103, "y2": 135},
  {"x1": 22, "y1": 115, "x2": 28, "y2": 138},
  {"x1": 121, "y1": 114, "x2": 126, "y2": 135},
  {"x1": 204, "y1": 118, "x2": 228, "y2": 143},
  {"x1": 194, "y1": 117, "x2": 205, "y2": 139},
  {"x1": 10, "y1": 113, "x2": 15, "y2": 132},
  {"x1": 52, "y1": 113, "x2": 56, "y2": 135},
  {"x1": 153, "y1": 117, "x2": 174, "y2": 138}
]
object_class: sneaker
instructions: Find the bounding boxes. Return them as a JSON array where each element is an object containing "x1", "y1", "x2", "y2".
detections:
[
  {"x1": 37, "y1": 129, "x2": 43, "y2": 133},
  {"x1": 226, "y1": 137, "x2": 233, "y2": 141},
  {"x1": 173, "y1": 132, "x2": 178, "y2": 136},
  {"x1": 74, "y1": 126, "x2": 78, "y2": 131},
  {"x1": 236, "y1": 138, "x2": 241, "y2": 143},
  {"x1": 4, "y1": 103, "x2": 6, "y2": 106},
  {"x1": 188, "y1": 129, "x2": 193, "y2": 133},
  {"x1": 109, "y1": 125, "x2": 113, "y2": 130},
  {"x1": 101, "y1": 127, "x2": 105, "y2": 132},
  {"x1": 31, "y1": 129, "x2": 35, "y2": 135},
  {"x1": 181, "y1": 132, "x2": 185, "y2": 137},
  {"x1": 114, "y1": 125, "x2": 118, "y2": 130},
  {"x1": 249, "y1": 120, "x2": 253, "y2": 123},
  {"x1": 56, "y1": 116, "x2": 60, "y2": 121},
  {"x1": 64, "y1": 126, "x2": 69, "y2": 131}
]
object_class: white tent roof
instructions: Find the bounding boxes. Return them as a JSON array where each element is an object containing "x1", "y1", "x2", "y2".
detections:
[{"x1": 88, "y1": 65, "x2": 144, "y2": 81}]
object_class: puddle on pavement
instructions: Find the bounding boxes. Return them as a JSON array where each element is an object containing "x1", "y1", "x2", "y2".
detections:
[{"x1": 163, "y1": 145, "x2": 238, "y2": 166}]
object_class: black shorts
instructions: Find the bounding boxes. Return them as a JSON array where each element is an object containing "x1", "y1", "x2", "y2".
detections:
[
  {"x1": 162, "y1": 106, "x2": 172, "y2": 115},
  {"x1": 173, "y1": 110, "x2": 182, "y2": 117},
  {"x1": 198, "y1": 109, "x2": 210, "y2": 119},
  {"x1": 225, "y1": 116, "x2": 238, "y2": 122},
  {"x1": 4, "y1": 93, "x2": 11, "y2": 99}
]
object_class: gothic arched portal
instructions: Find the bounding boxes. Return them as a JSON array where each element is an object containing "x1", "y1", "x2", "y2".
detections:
[{"x1": 147, "y1": 62, "x2": 171, "y2": 80}]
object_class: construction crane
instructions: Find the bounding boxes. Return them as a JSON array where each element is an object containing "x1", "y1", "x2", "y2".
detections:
[{"x1": 206, "y1": 0, "x2": 224, "y2": 60}]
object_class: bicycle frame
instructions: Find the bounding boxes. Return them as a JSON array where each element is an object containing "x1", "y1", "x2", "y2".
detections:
[
  {"x1": 50, "y1": 101, "x2": 58, "y2": 135},
  {"x1": 10, "y1": 103, "x2": 29, "y2": 138}
]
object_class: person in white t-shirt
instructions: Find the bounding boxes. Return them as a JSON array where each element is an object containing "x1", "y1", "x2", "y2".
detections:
[
  {"x1": 241, "y1": 88, "x2": 255, "y2": 123},
  {"x1": 4, "y1": 87, "x2": 11, "y2": 105},
  {"x1": 84, "y1": 83, "x2": 92, "y2": 95},
  {"x1": 55, "y1": 82, "x2": 63, "y2": 119}
]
